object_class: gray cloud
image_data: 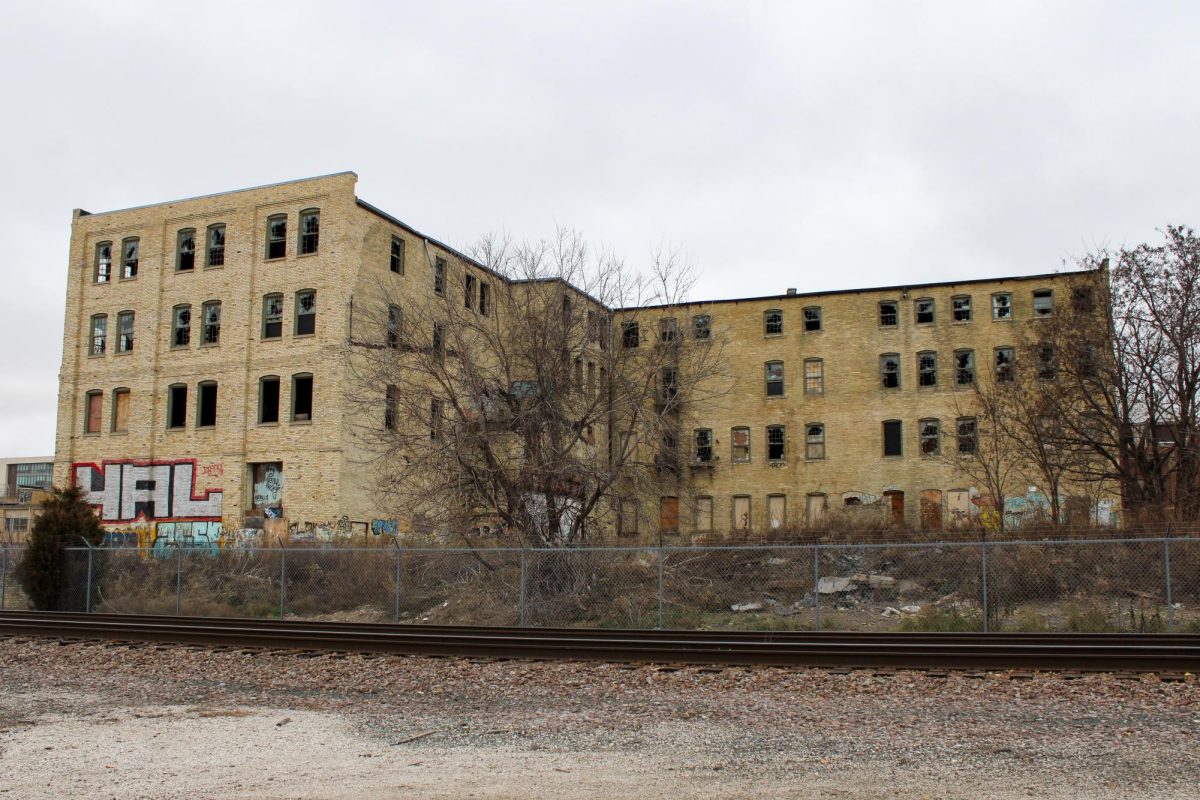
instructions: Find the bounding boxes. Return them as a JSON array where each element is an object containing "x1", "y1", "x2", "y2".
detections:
[{"x1": 1, "y1": 0, "x2": 1196, "y2": 455}]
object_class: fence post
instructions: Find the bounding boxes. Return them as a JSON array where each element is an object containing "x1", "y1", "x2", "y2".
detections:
[
  {"x1": 1165, "y1": 525, "x2": 1174, "y2": 633},
  {"x1": 0, "y1": 546, "x2": 7, "y2": 611},
  {"x1": 84, "y1": 541, "x2": 94, "y2": 614},
  {"x1": 813, "y1": 543, "x2": 821, "y2": 632},
  {"x1": 394, "y1": 545, "x2": 403, "y2": 624},
  {"x1": 657, "y1": 546, "x2": 666, "y2": 630},
  {"x1": 981, "y1": 536, "x2": 989, "y2": 633},
  {"x1": 279, "y1": 545, "x2": 287, "y2": 619},
  {"x1": 518, "y1": 548, "x2": 527, "y2": 627}
]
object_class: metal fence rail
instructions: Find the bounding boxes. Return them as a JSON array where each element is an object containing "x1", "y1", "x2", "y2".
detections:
[{"x1": 3, "y1": 536, "x2": 1196, "y2": 633}]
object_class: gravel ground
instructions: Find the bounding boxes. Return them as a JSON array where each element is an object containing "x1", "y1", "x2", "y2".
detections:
[{"x1": 1, "y1": 636, "x2": 1198, "y2": 799}]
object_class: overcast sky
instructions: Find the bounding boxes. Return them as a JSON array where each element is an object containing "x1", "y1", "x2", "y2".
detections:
[{"x1": 1, "y1": 1, "x2": 1196, "y2": 457}]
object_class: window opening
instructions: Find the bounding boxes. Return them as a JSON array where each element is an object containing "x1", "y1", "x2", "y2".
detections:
[
  {"x1": 202, "y1": 301, "x2": 221, "y2": 345},
  {"x1": 295, "y1": 290, "x2": 316, "y2": 335},
  {"x1": 387, "y1": 304, "x2": 401, "y2": 348},
  {"x1": 765, "y1": 361, "x2": 784, "y2": 397},
  {"x1": 803, "y1": 306, "x2": 821, "y2": 332},
  {"x1": 915, "y1": 298, "x2": 934, "y2": 324},
  {"x1": 479, "y1": 282, "x2": 490, "y2": 315},
  {"x1": 298, "y1": 209, "x2": 319, "y2": 255},
  {"x1": 85, "y1": 390, "x2": 103, "y2": 434},
  {"x1": 121, "y1": 238, "x2": 139, "y2": 279},
  {"x1": 805, "y1": 423, "x2": 825, "y2": 460},
  {"x1": 994, "y1": 347, "x2": 1014, "y2": 383},
  {"x1": 659, "y1": 317, "x2": 677, "y2": 343},
  {"x1": 94, "y1": 242, "x2": 112, "y2": 283},
  {"x1": 622, "y1": 321, "x2": 639, "y2": 348},
  {"x1": 804, "y1": 358, "x2": 823, "y2": 395},
  {"x1": 172, "y1": 305, "x2": 191, "y2": 348},
  {"x1": 992, "y1": 292, "x2": 1012, "y2": 320},
  {"x1": 117, "y1": 311, "x2": 134, "y2": 353},
  {"x1": 918, "y1": 351, "x2": 937, "y2": 387},
  {"x1": 694, "y1": 428, "x2": 713, "y2": 463},
  {"x1": 434, "y1": 257, "x2": 446, "y2": 296},
  {"x1": 197, "y1": 382, "x2": 218, "y2": 428},
  {"x1": 764, "y1": 309, "x2": 783, "y2": 335},
  {"x1": 919, "y1": 418, "x2": 940, "y2": 455},
  {"x1": 292, "y1": 374, "x2": 313, "y2": 421},
  {"x1": 167, "y1": 385, "x2": 187, "y2": 429},
  {"x1": 266, "y1": 215, "x2": 287, "y2": 260},
  {"x1": 879, "y1": 300, "x2": 898, "y2": 326},
  {"x1": 177, "y1": 229, "x2": 195, "y2": 271},
  {"x1": 954, "y1": 349, "x2": 974, "y2": 384},
  {"x1": 112, "y1": 389, "x2": 130, "y2": 433},
  {"x1": 692, "y1": 314, "x2": 711, "y2": 340},
  {"x1": 207, "y1": 224, "x2": 225, "y2": 267},
  {"x1": 465, "y1": 275, "x2": 476, "y2": 310},
  {"x1": 883, "y1": 420, "x2": 903, "y2": 456},
  {"x1": 731, "y1": 426, "x2": 750, "y2": 462},
  {"x1": 263, "y1": 294, "x2": 283, "y2": 339},
  {"x1": 259, "y1": 376, "x2": 280, "y2": 424},
  {"x1": 880, "y1": 353, "x2": 900, "y2": 389},
  {"x1": 390, "y1": 236, "x2": 405, "y2": 274},
  {"x1": 90, "y1": 314, "x2": 107, "y2": 355},
  {"x1": 952, "y1": 295, "x2": 971, "y2": 322},
  {"x1": 957, "y1": 417, "x2": 977, "y2": 454},
  {"x1": 1032, "y1": 289, "x2": 1054, "y2": 317},
  {"x1": 767, "y1": 425, "x2": 786, "y2": 462}
]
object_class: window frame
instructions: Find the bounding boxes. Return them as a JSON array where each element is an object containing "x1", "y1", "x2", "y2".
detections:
[
  {"x1": 658, "y1": 317, "x2": 678, "y2": 344},
  {"x1": 731, "y1": 426, "x2": 750, "y2": 463},
  {"x1": 171, "y1": 304, "x2": 191, "y2": 349},
  {"x1": 291, "y1": 373, "x2": 314, "y2": 422},
  {"x1": 952, "y1": 294, "x2": 971, "y2": 322},
  {"x1": 258, "y1": 375, "x2": 281, "y2": 425},
  {"x1": 954, "y1": 348, "x2": 975, "y2": 385},
  {"x1": 914, "y1": 298, "x2": 935, "y2": 324},
  {"x1": 465, "y1": 274, "x2": 477, "y2": 310},
  {"x1": 201, "y1": 300, "x2": 221, "y2": 346},
  {"x1": 992, "y1": 292, "x2": 1013, "y2": 321},
  {"x1": 94, "y1": 241, "x2": 113, "y2": 284},
  {"x1": 387, "y1": 304, "x2": 402, "y2": 349},
  {"x1": 693, "y1": 428, "x2": 713, "y2": 464},
  {"x1": 262, "y1": 293, "x2": 284, "y2": 340},
  {"x1": 621, "y1": 321, "x2": 639, "y2": 349},
  {"x1": 765, "y1": 360, "x2": 784, "y2": 397},
  {"x1": 919, "y1": 418, "x2": 940, "y2": 456},
  {"x1": 84, "y1": 390, "x2": 103, "y2": 434},
  {"x1": 479, "y1": 282, "x2": 490, "y2": 316},
  {"x1": 995, "y1": 346, "x2": 1015, "y2": 383},
  {"x1": 1032, "y1": 288, "x2": 1054, "y2": 317},
  {"x1": 804, "y1": 358, "x2": 824, "y2": 395},
  {"x1": 89, "y1": 313, "x2": 107, "y2": 356},
  {"x1": 166, "y1": 384, "x2": 188, "y2": 430},
  {"x1": 116, "y1": 310, "x2": 134, "y2": 353},
  {"x1": 434, "y1": 256, "x2": 446, "y2": 296},
  {"x1": 882, "y1": 419, "x2": 903, "y2": 457},
  {"x1": 764, "y1": 309, "x2": 783, "y2": 336},
  {"x1": 692, "y1": 313, "x2": 711, "y2": 340},
  {"x1": 196, "y1": 380, "x2": 218, "y2": 429},
  {"x1": 766, "y1": 424, "x2": 786, "y2": 463},
  {"x1": 206, "y1": 223, "x2": 226, "y2": 268},
  {"x1": 956, "y1": 417, "x2": 977, "y2": 455},
  {"x1": 176, "y1": 228, "x2": 196, "y2": 271},
  {"x1": 917, "y1": 350, "x2": 937, "y2": 387},
  {"x1": 805, "y1": 422, "x2": 825, "y2": 460},
  {"x1": 265, "y1": 214, "x2": 287, "y2": 260},
  {"x1": 298, "y1": 208, "x2": 320, "y2": 256},
  {"x1": 390, "y1": 236, "x2": 405, "y2": 274},
  {"x1": 803, "y1": 306, "x2": 822, "y2": 332},
  {"x1": 121, "y1": 237, "x2": 139, "y2": 279},
  {"x1": 880, "y1": 353, "x2": 900, "y2": 389},
  {"x1": 878, "y1": 300, "x2": 899, "y2": 327},
  {"x1": 384, "y1": 384, "x2": 398, "y2": 430},
  {"x1": 295, "y1": 289, "x2": 316, "y2": 336}
]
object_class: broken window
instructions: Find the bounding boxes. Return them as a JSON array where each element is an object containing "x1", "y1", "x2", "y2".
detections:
[
  {"x1": 992, "y1": 292, "x2": 1012, "y2": 320},
  {"x1": 434, "y1": 257, "x2": 446, "y2": 296},
  {"x1": 1072, "y1": 286, "x2": 1094, "y2": 313},
  {"x1": 167, "y1": 384, "x2": 187, "y2": 429},
  {"x1": 575, "y1": 359, "x2": 584, "y2": 391},
  {"x1": 116, "y1": 311, "x2": 134, "y2": 353},
  {"x1": 90, "y1": 314, "x2": 107, "y2": 355},
  {"x1": 767, "y1": 425, "x2": 786, "y2": 462},
  {"x1": 768, "y1": 495, "x2": 786, "y2": 529},
  {"x1": 805, "y1": 423, "x2": 825, "y2": 460},
  {"x1": 1032, "y1": 289, "x2": 1053, "y2": 317},
  {"x1": 694, "y1": 428, "x2": 713, "y2": 463},
  {"x1": 659, "y1": 496, "x2": 679, "y2": 534},
  {"x1": 207, "y1": 224, "x2": 226, "y2": 267},
  {"x1": 112, "y1": 388, "x2": 130, "y2": 433},
  {"x1": 202, "y1": 301, "x2": 221, "y2": 345},
  {"x1": 197, "y1": 381, "x2": 218, "y2": 428},
  {"x1": 387, "y1": 304, "x2": 401, "y2": 348},
  {"x1": 172, "y1": 305, "x2": 191, "y2": 348},
  {"x1": 465, "y1": 274, "x2": 476, "y2": 310},
  {"x1": 177, "y1": 228, "x2": 196, "y2": 271},
  {"x1": 298, "y1": 209, "x2": 319, "y2": 255},
  {"x1": 262, "y1": 294, "x2": 283, "y2": 339},
  {"x1": 429, "y1": 398, "x2": 442, "y2": 440},
  {"x1": 1037, "y1": 343, "x2": 1057, "y2": 380},
  {"x1": 1077, "y1": 342, "x2": 1100, "y2": 378},
  {"x1": 295, "y1": 290, "x2": 316, "y2": 335},
  {"x1": 622, "y1": 321, "x2": 639, "y2": 348},
  {"x1": 266, "y1": 215, "x2": 287, "y2": 260},
  {"x1": 659, "y1": 317, "x2": 678, "y2": 343},
  {"x1": 731, "y1": 426, "x2": 750, "y2": 463},
  {"x1": 694, "y1": 497, "x2": 713, "y2": 532},
  {"x1": 954, "y1": 349, "x2": 975, "y2": 385},
  {"x1": 585, "y1": 310, "x2": 597, "y2": 341},
  {"x1": 957, "y1": 417, "x2": 977, "y2": 454},
  {"x1": 952, "y1": 295, "x2": 971, "y2": 322},
  {"x1": 432, "y1": 322, "x2": 444, "y2": 356},
  {"x1": 121, "y1": 237, "x2": 139, "y2": 279},
  {"x1": 765, "y1": 361, "x2": 784, "y2": 397},
  {"x1": 479, "y1": 282, "x2": 490, "y2": 316},
  {"x1": 764, "y1": 309, "x2": 783, "y2": 336},
  {"x1": 84, "y1": 390, "x2": 103, "y2": 434},
  {"x1": 587, "y1": 361, "x2": 595, "y2": 397},
  {"x1": 94, "y1": 241, "x2": 112, "y2": 283},
  {"x1": 692, "y1": 314, "x2": 711, "y2": 340},
  {"x1": 804, "y1": 358, "x2": 823, "y2": 395},
  {"x1": 803, "y1": 306, "x2": 821, "y2": 332},
  {"x1": 618, "y1": 498, "x2": 639, "y2": 536},
  {"x1": 259, "y1": 376, "x2": 280, "y2": 424},
  {"x1": 879, "y1": 300, "x2": 898, "y2": 327},
  {"x1": 384, "y1": 385, "x2": 398, "y2": 430},
  {"x1": 883, "y1": 420, "x2": 903, "y2": 456},
  {"x1": 994, "y1": 347, "x2": 1014, "y2": 383},
  {"x1": 880, "y1": 353, "x2": 900, "y2": 389},
  {"x1": 658, "y1": 430, "x2": 679, "y2": 472},
  {"x1": 915, "y1": 298, "x2": 934, "y2": 324},
  {"x1": 920, "y1": 418, "x2": 940, "y2": 455},
  {"x1": 390, "y1": 236, "x2": 405, "y2": 274},
  {"x1": 291, "y1": 373, "x2": 313, "y2": 421},
  {"x1": 918, "y1": 351, "x2": 937, "y2": 387}
]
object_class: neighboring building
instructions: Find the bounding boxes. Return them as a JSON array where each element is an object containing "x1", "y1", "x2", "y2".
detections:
[
  {"x1": 55, "y1": 173, "x2": 1111, "y2": 547},
  {"x1": 1, "y1": 456, "x2": 54, "y2": 541}
]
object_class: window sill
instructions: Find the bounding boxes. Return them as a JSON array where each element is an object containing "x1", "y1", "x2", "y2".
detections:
[
  {"x1": 764, "y1": 333, "x2": 783, "y2": 339},
  {"x1": 115, "y1": 349, "x2": 134, "y2": 356},
  {"x1": 257, "y1": 421, "x2": 280, "y2": 428},
  {"x1": 87, "y1": 352, "x2": 106, "y2": 359},
  {"x1": 803, "y1": 329, "x2": 822, "y2": 335},
  {"x1": 290, "y1": 418, "x2": 313, "y2": 425},
  {"x1": 119, "y1": 275, "x2": 138, "y2": 282},
  {"x1": 992, "y1": 317, "x2": 1014, "y2": 323},
  {"x1": 196, "y1": 425, "x2": 216, "y2": 431},
  {"x1": 82, "y1": 432, "x2": 100, "y2": 438},
  {"x1": 883, "y1": 454, "x2": 904, "y2": 459},
  {"x1": 204, "y1": 265, "x2": 224, "y2": 271},
  {"x1": 166, "y1": 427, "x2": 186, "y2": 433},
  {"x1": 915, "y1": 321, "x2": 934, "y2": 326},
  {"x1": 170, "y1": 346, "x2": 190, "y2": 351},
  {"x1": 297, "y1": 251, "x2": 319, "y2": 259},
  {"x1": 200, "y1": 342, "x2": 221, "y2": 348},
  {"x1": 110, "y1": 430, "x2": 128, "y2": 436},
  {"x1": 175, "y1": 268, "x2": 195, "y2": 275},
  {"x1": 294, "y1": 332, "x2": 316, "y2": 339},
  {"x1": 952, "y1": 319, "x2": 972, "y2": 325}
]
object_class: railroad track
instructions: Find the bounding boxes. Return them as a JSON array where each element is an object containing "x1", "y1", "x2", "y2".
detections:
[{"x1": 1, "y1": 611, "x2": 1198, "y2": 672}]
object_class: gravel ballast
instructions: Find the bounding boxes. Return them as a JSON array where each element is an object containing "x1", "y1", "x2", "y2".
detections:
[{"x1": 1, "y1": 635, "x2": 1198, "y2": 798}]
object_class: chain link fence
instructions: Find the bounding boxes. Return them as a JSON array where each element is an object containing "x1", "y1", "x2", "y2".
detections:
[{"x1": 3, "y1": 537, "x2": 1196, "y2": 632}]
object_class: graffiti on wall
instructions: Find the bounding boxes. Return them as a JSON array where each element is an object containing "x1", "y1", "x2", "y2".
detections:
[{"x1": 73, "y1": 460, "x2": 223, "y2": 523}]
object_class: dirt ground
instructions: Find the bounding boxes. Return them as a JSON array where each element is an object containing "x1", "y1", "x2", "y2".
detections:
[{"x1": 1, "y1": 636, "x2": 1198, "y2": 799}]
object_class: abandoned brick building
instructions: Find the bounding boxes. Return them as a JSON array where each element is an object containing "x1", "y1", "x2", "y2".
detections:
[{"x1": 54, "y1": 172, "x2": 1111, "y2": 547}]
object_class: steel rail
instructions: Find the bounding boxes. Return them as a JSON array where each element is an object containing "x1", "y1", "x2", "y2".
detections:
[{"x1": 1, "y1": 611, "x2": 1198, "y2": 671}]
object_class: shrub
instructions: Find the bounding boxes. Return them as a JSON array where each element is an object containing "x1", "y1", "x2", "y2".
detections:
[
  {"x1": 899, "y1": 605, "x2": 983, "y2": 632},
  {"x1": 14, "y1": 486, "x2": 103, "y2": 610}
]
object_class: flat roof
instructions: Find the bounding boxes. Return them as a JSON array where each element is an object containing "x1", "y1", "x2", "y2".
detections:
[{"x1": 76, "y1": 171, "x2": 358, "y2": 218}]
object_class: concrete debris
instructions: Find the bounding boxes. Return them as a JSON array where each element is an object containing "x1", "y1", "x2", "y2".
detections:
[
  {"x1": 767, "y1": 558, "x2": 788, "y2": 566},
  {"x1": 817, "y1": 577, "x2": 855, "y2": 594},
  {"x1": 900, "y1": 605, "x2": 922, "y2": 614},
  {"x1": 818, "y1": 574, "x2": 895, "y2": 594},
  {"x1": 730, "y1": 602, "x2": 764, "y2": 613},
  {"x1": 881, "y1": 607, "x2": 902, "y2": 618}
]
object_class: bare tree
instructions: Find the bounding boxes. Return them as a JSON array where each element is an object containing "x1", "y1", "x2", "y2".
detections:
[
  {"x1": 935, "y1": 387, "x2": 1025, "y2": 532},
  {"x1": 346, "y1": 229, "x2": 730, "y2": 546},
  {"x1": 1028, "y1": 228, "x2": 1200, "y2": 523}
]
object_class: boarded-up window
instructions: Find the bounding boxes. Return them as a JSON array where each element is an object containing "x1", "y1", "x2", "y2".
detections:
[
  {"x1": 85, "y1": 391, "x2": 102, "y2": 433},
  {"x1": 767, "y1": 495, "x2": 786, "y2": 529},
  {"x1": 731, "y1": 426, "x2": 750, "y2": 462},
  {"x1": 920, "y1": 489, "x2": 943, "y2": 530},
  {"x1": 695, "y1": 497, "x2": 713, "y2": 532},
  {"x1": 112, "y1": 389, "x2": 130, "y2": 433},
  {"x1": 732, "y1": 495, "x2": 751, "y2": 532},
  {"x1": 659, "y1": 496, "x2": 679, "y2": 534},
  {"x1": 806, "y1": 494, "x2": 827, "y2": 526}
]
